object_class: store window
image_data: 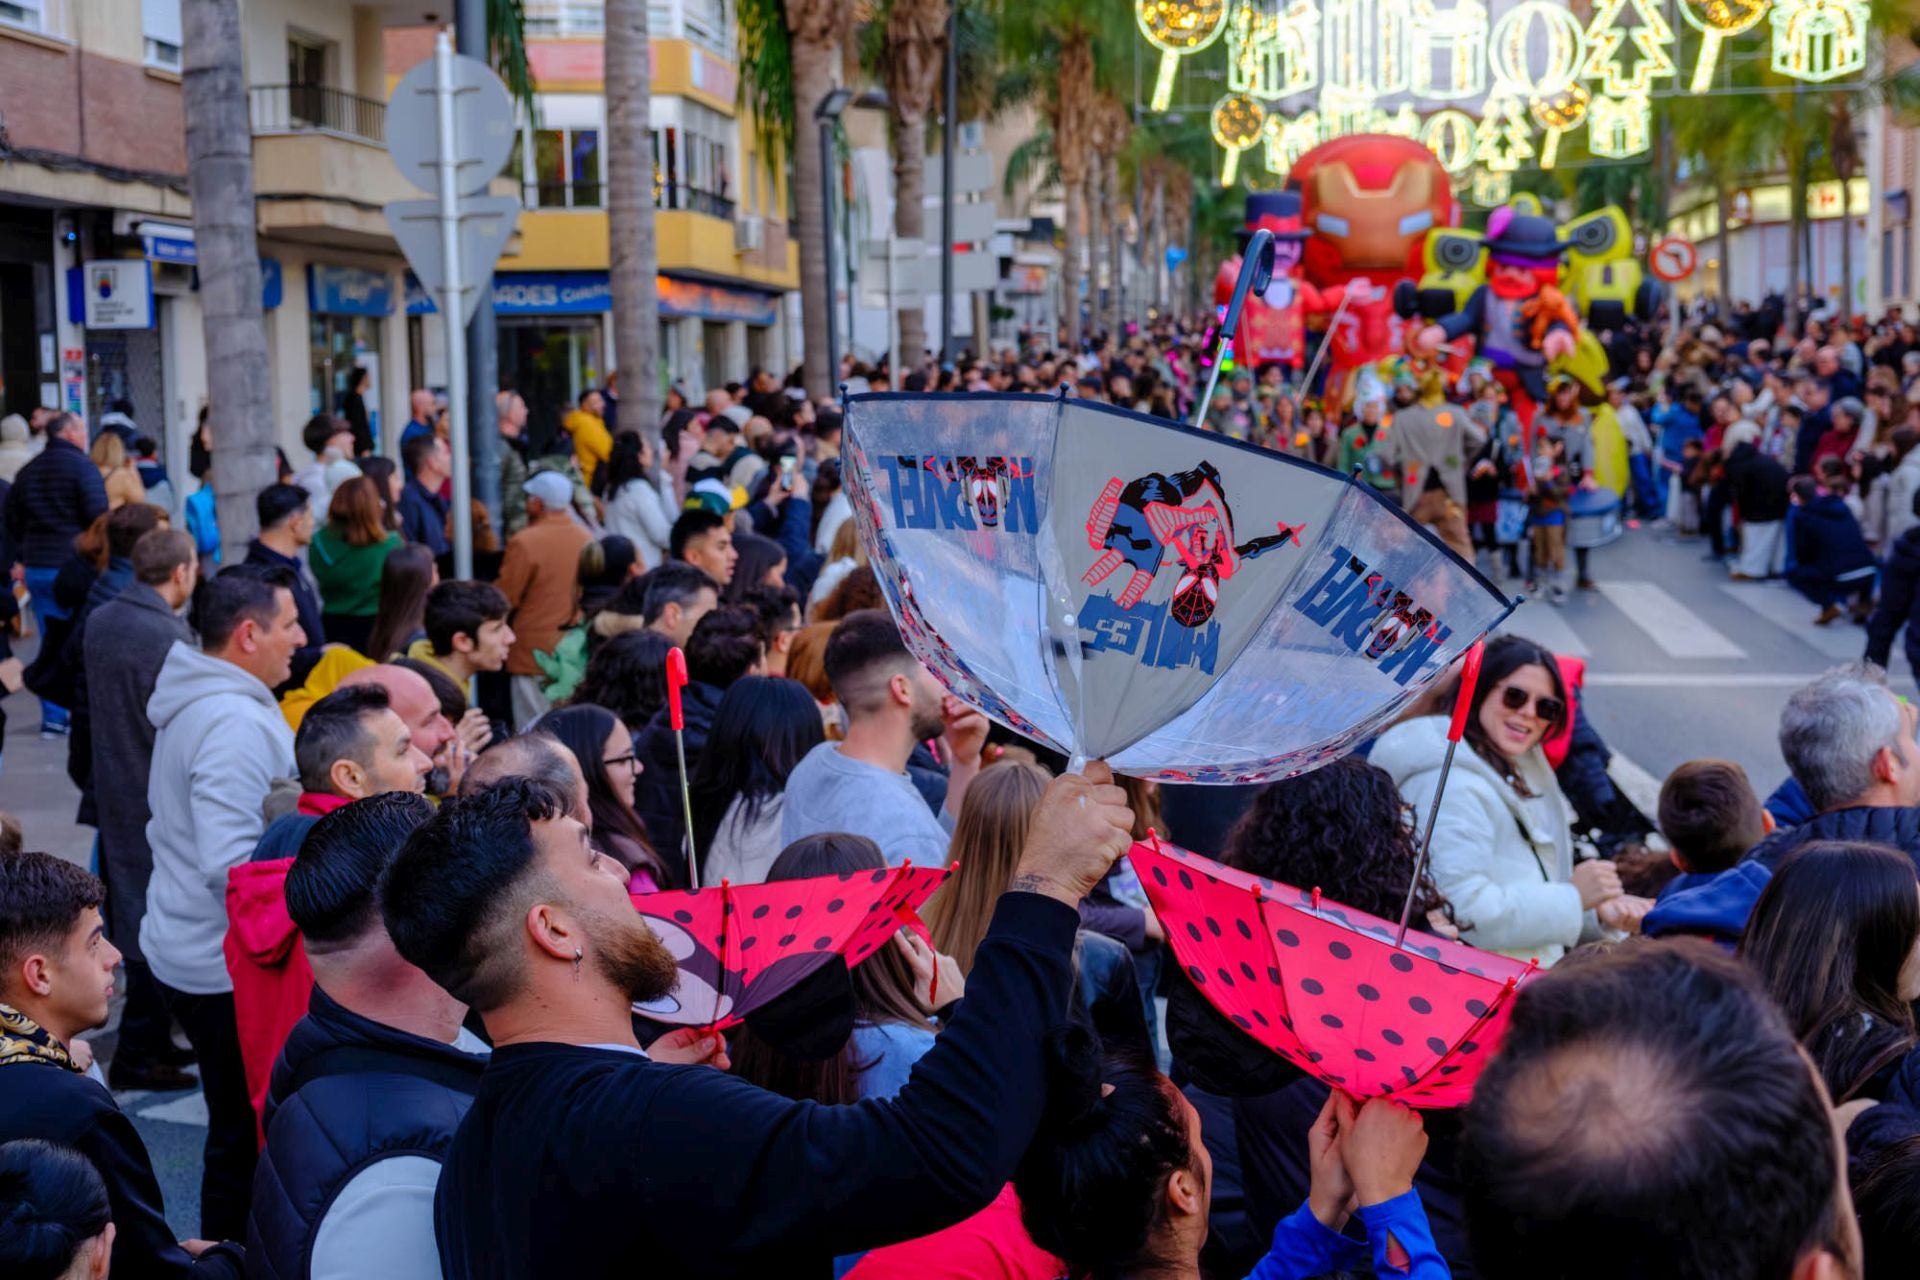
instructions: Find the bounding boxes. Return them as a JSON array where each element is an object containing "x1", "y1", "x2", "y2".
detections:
[
  {"x1": 311, "y1": 314, "x2": 377, "y2": 418},
  {"x1": 499, "y1": 317, "x2": 605, "y2": 454}
]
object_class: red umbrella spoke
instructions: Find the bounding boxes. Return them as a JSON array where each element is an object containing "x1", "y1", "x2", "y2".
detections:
[{"x1": 1133, "y1": 838, "x2": 1535, "y2": 1107}]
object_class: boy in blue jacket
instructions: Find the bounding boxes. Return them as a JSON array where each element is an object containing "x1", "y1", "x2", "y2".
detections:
[{"x1": 1642, "y1": 759, "x2": 1774, "y2": 948}]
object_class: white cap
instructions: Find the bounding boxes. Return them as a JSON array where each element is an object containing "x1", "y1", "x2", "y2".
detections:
[{"x1": 525, "y1": 471, "x2": 573, "y2": 510}]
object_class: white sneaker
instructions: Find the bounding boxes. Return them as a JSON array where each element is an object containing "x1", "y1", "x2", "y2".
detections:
[{"x1": 1549, "y1": 583, "x2": 1569, "y2": 606}]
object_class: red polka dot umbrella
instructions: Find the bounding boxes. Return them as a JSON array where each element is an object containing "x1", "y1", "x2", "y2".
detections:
[
  {"x1": 627, "y1": 865, "x2": 952, "y2": 1031},
  {"x1": 1133, "y1": 836, "x2": 1538, "y2": 1106}
]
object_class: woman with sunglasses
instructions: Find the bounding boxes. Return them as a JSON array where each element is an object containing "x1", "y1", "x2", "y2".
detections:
[{"x1": 1372, "y1": 635, "x2": 1638, "y2": 965}]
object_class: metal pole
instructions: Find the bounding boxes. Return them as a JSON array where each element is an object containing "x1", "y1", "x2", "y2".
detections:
[
  {"x1": 433, "y1": 31, "x2": 474, "y2": 580},
  {"x1": 940, "y1": 0, "x2": 956, "y2": 365},
  {"x1": 1395, "y1": 736, "x2": 1459, "y2": 947},
  {"x1": 886, "y1": 234, "x2": 898, "y2": 372},
  {"x1": 455, "y1": 0, "x2": 499, "y2": 532},
  {"x1": 820, "y1": 116, "x2": 840, "y2": 390}
]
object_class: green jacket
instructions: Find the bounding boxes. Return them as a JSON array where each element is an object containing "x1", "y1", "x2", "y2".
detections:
[
  {"x1": 501, "y1": 443, "x2": 530, "y2": 536},
  {"x1": 308, "y1": 527, "x2": 400, "y2": 616}
]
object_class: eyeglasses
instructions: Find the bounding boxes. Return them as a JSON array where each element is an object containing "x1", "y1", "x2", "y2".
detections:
[
  {"x1": 604, "y1": 753, "x2": 638, "y2": 769},
  {"x1": 1498, "y1": 685, "x2": 1565, "y2": 723}
]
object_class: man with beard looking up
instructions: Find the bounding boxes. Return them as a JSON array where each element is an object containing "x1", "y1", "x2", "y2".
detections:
[
  {"x1": 778, "y1": 609, "x2": 987, "y2": 867},
  {"x1": 380, "y1": 766, "x2": 1135, "y2": 1278}
]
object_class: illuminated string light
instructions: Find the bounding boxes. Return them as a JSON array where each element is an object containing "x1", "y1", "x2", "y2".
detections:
[
  {"x1": 1410, "y1": 0, "x2": 1489, "y2": 100},
  {"x1": 1587, "y1": 91, "x2": 1652, "y2": 157},
  {"x1": 1530, "y1": 84, "x2": 1591, "y2": 169},
  {"x1": 1229, "y1": 0, "x2": 1320, "y2": 97},
  {"x1": 1474, "y1": 92, "x2": 1536, "y2": 172},
  {"x1": 1318, "y1": 84, "x2": 1379, "y2": 139},
  {"x1": 1368, "y1": 103, "x2": 1424, "y2": 139},
  {"x1": 1422, "y1": 108, "x2": 1479, "y2": 175},
  {"x1": 1324, "y1": 0, "x2": 1413, "y2": 96},
  {"x1": 1770, "y1": 0, "x2": 1867, "y2": 83},
  {"x1": 1139, "y1": 0, "x2": 1231, "y2": 112},
  {"x1": 1472, "y1": 169, "x2": 1513, "y2": 206},
  {"x1": 1489, "y1": 1, "x2": 1589, "y2": 98},
  {"x1": 1212, "y1": 93, "x2": 1267, "y2": 185},
  {"x1": 1681, "y1": 0, "x2": 1770, "y2": 92},
  {"x1": 1580, "y1": 0, "x2": 1676, "y2": 95}
]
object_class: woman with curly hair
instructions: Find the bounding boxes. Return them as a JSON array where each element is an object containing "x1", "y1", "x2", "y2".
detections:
[{"x1": 1221, "y1": 754, "x2": 1455, "y2": 936}]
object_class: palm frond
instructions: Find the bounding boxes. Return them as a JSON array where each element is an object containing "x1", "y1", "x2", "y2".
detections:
[
  {"x1": 736, "y1": 0, "x2": 797, "y2": 166},
  {"x1": 485, "y1": 0, "x2": 536, "y2": 119}
]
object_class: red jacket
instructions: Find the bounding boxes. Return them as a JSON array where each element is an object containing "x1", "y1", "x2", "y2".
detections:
[
  {"x1": 840, "y1": 1186, "x2": 1060, "y2": 1280},
  {"x1": 1542, "y1": 654, "x2": 1585, "y2": 770},
  {"x1": 222, "y1": 857, "x2": 313, "y2": 1148}
]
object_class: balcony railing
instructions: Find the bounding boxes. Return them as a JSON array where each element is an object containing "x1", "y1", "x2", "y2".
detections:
[
  {"x1": 524, "y1": 182, "x2": 736, "y2": 221},
  {"x1": 249, "y1": 84, "x2": 385, "y2": 145}
]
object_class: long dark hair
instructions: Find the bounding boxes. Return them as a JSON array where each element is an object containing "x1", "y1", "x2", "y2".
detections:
[
  {"x1": 689, "y1": 677, "x2": 823, "y2": 876},
  {"x1": 1739, "y1": 840, "x2": 1920, "y2": 1103},
  {"x1": 1462, "y1": 634, "x2": 1570, "y2": 796},
  {"x1": 1013, "y1": 1024, "x2": 1194, "y2": 1279},
  {"x1": 357, "y1": 456, "x2": 402, "y2": 531},
  {"x1": 364, "y1": 543, "x2": 436, "y2": 660},
  {"x1": 534, "y1": 703, "x2": 672, "y2": 888},
  {"x1": 728, "y1": 832, "x2": 929, "y2": 1105},
  {"x1": 1222, "y1": 754, "x2": 1455, "y2": 929},
  {"x1": 596, "y1": 429, "x2": 649, "y2": 499},
  {"x1": 573, "y1": 629, "x2": 671, "y2": 732},
  {"x1": 722, "y1": 532, "x2": 785, "y2": 603}
]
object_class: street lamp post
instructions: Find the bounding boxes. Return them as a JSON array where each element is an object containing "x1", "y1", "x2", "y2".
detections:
[
  {"x1": 815, "y1": 89, "x2": 853, "y2": 394},
  {"x1": 940, "y1": 0, "x2": 957, "y2": 367}
]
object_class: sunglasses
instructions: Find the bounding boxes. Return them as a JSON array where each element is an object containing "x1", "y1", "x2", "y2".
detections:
[{"x1": 1498, "y1": 685, "x2": 1565, "y2": 723}]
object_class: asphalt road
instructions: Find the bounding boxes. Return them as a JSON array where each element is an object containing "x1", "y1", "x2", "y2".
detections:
[{"x1": 0, "y1": 519, "x2": 1902, "y2": 1239}]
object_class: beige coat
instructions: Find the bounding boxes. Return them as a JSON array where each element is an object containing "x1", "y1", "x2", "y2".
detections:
[{"x1": 498, "y1": 512, "x2": 593, "y2": 676}]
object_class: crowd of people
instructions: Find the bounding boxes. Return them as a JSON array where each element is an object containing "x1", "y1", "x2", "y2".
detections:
[{"x1": 0, "y1": 298, "x2": 1918, "y2": 1280}]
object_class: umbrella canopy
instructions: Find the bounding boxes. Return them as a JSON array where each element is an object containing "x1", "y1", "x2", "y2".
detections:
[
  {"x1": 1132, "y1": 836, "x2": 1536, "y2": 1106},
  {"x1": 628, "y1": 864, "x2": 951, "y2": 1030},
  {"x1": 842, "y1": 391, "x2": 1513, "y2": 782}
]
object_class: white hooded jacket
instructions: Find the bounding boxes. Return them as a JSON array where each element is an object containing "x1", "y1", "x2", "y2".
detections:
[
  {"x1": 1369, "y1": 715, "x2": 1594, "y2": 966},
  {"x1": 141, "y1": 641, "x2": 296, "y2": 994}
]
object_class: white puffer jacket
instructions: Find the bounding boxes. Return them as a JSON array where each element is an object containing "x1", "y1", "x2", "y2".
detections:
[{"x1": 1370, "y1": 715, "x2": 1595, "y2": 966}]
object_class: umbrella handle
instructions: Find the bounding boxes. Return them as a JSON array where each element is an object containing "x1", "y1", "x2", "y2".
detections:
[
  {"x1": 666, "y1": 647, "x2": 699, "y2": 888},
  {"x1": 1192, "y1": 230, "x2": 1275, "y2": 431},
  {"x1": 1396, "y1": 640, "x2": 1486, "y2": 947}
]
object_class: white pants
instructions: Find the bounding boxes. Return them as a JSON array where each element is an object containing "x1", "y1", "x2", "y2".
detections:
[
  {"x1": 511, "y1": 675, "x2": 552, "y2": 731},
  {"x1": 1734, "y1": 520, "x2": 1783, "y2": 578}
]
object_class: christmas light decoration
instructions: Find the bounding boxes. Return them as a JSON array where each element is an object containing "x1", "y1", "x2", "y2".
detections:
[
  {"x1": 1422, "y1": 108, "x2": 1479, "y2": 174},
  {"x1": 1369, "y1": 103, "x2": 1425, "y2": 138},
  {"x1": 1140, "y1": 0, "x2": 1231, "y2": 112},
  {"x1": 1229, "y1": 0, "x2": 1320, "y2": 97},
  {"x1": 1471, "y1": 168, "x2": 1514, "y2": 205},
  {"x1": 1530, "y1": 84, "x2": 1590, "y2": 169},
  {"x1": 1587, "y1": 91, "x2": 1652, "y2": 157},
  {"x1": 1409, "y1": 0, "x2": 1489, "y2": 100},
  {"x1": 1474, "y1": 92, "x2": 1536, "y2": 171},
  {"x1": 1319, "y1": 84, "x2": 1379, "y2": 138},
  {"x1": 1324, "y1": 0, "x2": 1414, "y2": 96},
  {"x1": 1489, "y1": 1, "x2": 1589, "y2": 98},
  {"x1": 1770, "y1": 0, "x2": 1867, "y2": 83},
  {"x1": 1681, "y1": 0, "x2": 1770, "y2": 92},
  {"x1": 1581, "y1": 0, "x2": 1676, "y2": 95},
  {"x1": 1213, "y1": 93, "x2": 1268, "y2": 185}
]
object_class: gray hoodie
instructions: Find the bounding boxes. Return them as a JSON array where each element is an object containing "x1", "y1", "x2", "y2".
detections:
[{"x1": 141, "y1": 641, "x2": 296, "y2": 994}]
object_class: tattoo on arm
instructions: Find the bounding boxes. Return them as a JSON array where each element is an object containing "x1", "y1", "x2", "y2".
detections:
[{"x1": 1009, "y1": 874, "x2": 1053, "y2": 896}]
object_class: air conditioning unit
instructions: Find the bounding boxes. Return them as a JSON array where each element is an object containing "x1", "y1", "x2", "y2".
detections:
[{"x1": 734, "y1": 216, "x2": 763, "y2": 253}]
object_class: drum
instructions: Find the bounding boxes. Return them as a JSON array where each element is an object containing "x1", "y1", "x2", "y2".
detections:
[{"x1": 1568, "y1": 488, "x2": 1623, "y2": 550}]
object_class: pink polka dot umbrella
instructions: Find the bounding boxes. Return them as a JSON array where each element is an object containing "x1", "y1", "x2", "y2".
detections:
[{"x1": 1133, "y1": 835, "x2": 1538, "y2": 1106}]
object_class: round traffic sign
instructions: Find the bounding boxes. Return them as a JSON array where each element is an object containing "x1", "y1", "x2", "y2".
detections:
[
  {"x1": 1649, "y1": 235, "x2": 1698, "y2": 283},
  {"x1": 386, "y1": 52, "x2": 518, "y2": 198}
]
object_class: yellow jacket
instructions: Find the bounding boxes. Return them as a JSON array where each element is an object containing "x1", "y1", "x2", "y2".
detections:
[
  {"x1": 279, "y1": 645, "x2": 375, "y2": 732},
  {"x1": 565, "y1": 408, "x2": 612, "y2": 489}
]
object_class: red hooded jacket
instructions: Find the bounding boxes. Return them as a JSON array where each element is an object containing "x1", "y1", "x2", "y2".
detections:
[
  {"x1": 1542, "y1": 654, "x2": 1585, "y2": 770},
  {"x1": 222, "y1": 856, "x2": 313, "y2": 1148}
]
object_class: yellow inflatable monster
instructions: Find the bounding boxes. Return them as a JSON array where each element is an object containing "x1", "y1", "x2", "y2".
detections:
[{"x1": 1395, "y1": 204, "x2": 1664, "y2": 400}]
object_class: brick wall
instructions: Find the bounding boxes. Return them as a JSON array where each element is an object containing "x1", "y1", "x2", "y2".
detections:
[{"x1": 0, "y1": 38, "x2": 185, "y2": 177}]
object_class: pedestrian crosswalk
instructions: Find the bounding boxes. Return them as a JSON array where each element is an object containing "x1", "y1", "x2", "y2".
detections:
[{"x1": 1494, "y1": 574, "x2": 1914, "y2": 681}]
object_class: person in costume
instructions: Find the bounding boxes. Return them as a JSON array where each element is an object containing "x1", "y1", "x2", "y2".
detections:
[
  {"x1": 1411, "y1": 207, "x2": 1580, "y2": 438},
  {"x1": 1213, "y1": 193, "x2": 1344, "y2": 382}
]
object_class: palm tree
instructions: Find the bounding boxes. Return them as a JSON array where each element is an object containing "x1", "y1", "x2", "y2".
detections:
[
  {"x1": 183, "y1": 0, "x2": 273, "y2": 562},
  {"x1": 877, "y1": 0, "x2": 947, "y2": 369},
  {"x1": 607, "y1": 0, "x2": 661, "y2": 428},
  {"x1": 790, "y1": 0, "x2": 853, "y2": 395}
]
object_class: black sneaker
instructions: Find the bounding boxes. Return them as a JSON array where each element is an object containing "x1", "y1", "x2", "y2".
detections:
[{"x1": 107, "y1": 1057, "x2": 199, "y2": 1092}]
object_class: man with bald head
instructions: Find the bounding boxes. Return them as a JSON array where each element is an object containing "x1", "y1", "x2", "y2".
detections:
[
  {"x1": 402, "y1": 389, "x2": 437, "y2": 451},
  {"x1": 337, "y1": 663, "x2": 459, "y2": 794},
  {"x1": 1462, "y1": 940, "x2": 1860, "y2": 1280},
  {"x1": 461, "y1": 732, "x2": 591, "y2": 821}
]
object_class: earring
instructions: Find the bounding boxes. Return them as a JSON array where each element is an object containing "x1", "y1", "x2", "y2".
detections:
[{"x1": 572, "y1": 947, "x2": 583, "y2": 978}]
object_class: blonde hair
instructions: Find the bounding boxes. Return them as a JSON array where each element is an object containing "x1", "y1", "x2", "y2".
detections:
[
  {"x1": 91, "y1": 432, "x2": 126, "y2": 472},
  {"x1": 924, "y1": 761, "x2": 1050, "y2": 974},
  {"x1": 828, "y1": 517, "x2": 867, "y2": 565}
]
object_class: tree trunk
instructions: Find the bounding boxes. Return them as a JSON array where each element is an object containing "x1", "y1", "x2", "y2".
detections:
[
  {"x1": 183, "y1": 0, "x2": 273, "y2": 564},
  {"x1": 1715, "y1": 177, "x2": 1733, "y2": 317},
  {"x1": 791, "y1": 36, "x2": 838, "y2": 397},
  {"x1": 607, "y1": 0, "x2": 661, "y2": 431},
  {"x1": 1787, "y1": 145, "x2": 1806, "y2": 329},
  {"x1": 1061, "y1": 175, "x2": 1085, "y2": 350},
  {"x1": 1085, "y1": 164, "x2": 1104, "y2": 339},
  {"x1": 1108, "y1": 153, "x2": 1123, "y2": 335},
  {"x1": 891, "y1": 108, "x2": 928, "y2": 367}
]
